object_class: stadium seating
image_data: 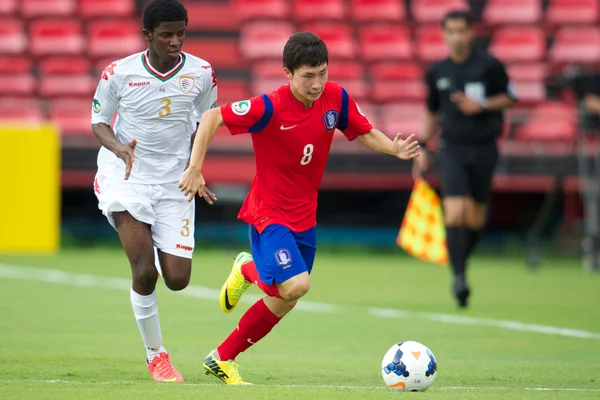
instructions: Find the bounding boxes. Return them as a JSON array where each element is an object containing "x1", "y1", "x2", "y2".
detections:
[
  {"x1": 301, "y1": 23, "x2": 355, "y2": 59},
  {"x1": 240, "y1": 21, "x2": 295, "y2": 61},
  {"x1": 87, "y1": 19, "x2": 144, "y2": 59},
  {"x1": 29, "y1": 19, "x2": 83, "y2": 56},
  {"x1": 414, "y1": 25, "x2": 448, "y2": 63},
  {"x1": 186, "y1": 1, "x2": 237, "y2": 31},
  {"x1": 79, "y1": 0, "x2": 135, "y2": 19},
  {"x1": 20, "y1": 0, "x2": 76, "y2": 19},
  {"x1": 488, "y1": 26, "x2": 545, "y2": 63},
  {"x1": 546, "y1": 0, "x2": 599, "y2": 26},
  {"x1": 358, "y1": 25, "x2": 413, "y2": 62},
  {"x1": 411, "y1": 0, "x2": 470, "y2": 23},
  {"x1": 482, "y1": 0, "x2": 541, "y2": 25},
  {"x1": 0, "y1": 0, "x2": 16, "y2": 15},
  {"x1": 0, "y1": 98, "x2": 43, "y2": 122},
  {"x1": 0, "y1": 74, "x2": 35, "y2": 96},
  {"x1": 292, "y1": 0, "x2": 346, "y2": 23},
  {"x1": 234, "y1": 0, "x2": 290, "y2": 22},
  {"x1": 0, "y1": 56, "x2": 31, "y2": 74},
  {"x1": 0, "y1": 18, "x2": 27, "y2": 54},
  {"x1": 549, "y1": 26, "x2": 600, "y2": 65},
  {"x1": 49, "y1": 98, "x2": 93, "y2": 135},
  {"x1": 380, "y1": 103, "x2": 428, "y2": 139},
  {"x1": 349, "y1": 0, "x2": 406, "y2": 24}
]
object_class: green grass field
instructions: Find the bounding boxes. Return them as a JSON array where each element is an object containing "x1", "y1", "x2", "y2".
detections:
[{"x1": 0, "y1": 248, "x2": 599, "y2": 399}]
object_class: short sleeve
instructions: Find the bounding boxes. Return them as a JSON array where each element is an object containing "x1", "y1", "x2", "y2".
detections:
[
  {"x1": 488, "y1": 58, "x2": 517, "y2": 100},
  {"x1": 192, "y1": 66, "x2": 218, "y2": 122},
  {"x1": 221, "y1": 95, "x2": 273, "y2": 135},
  {"x1": 91, "y1": 62, "x2": 120, "y2": 125},
  {"x1": 337, "y1": 88, "x2": 373, "y2": 141},
  {"x1": 425, "y1": 67, "x2": 440, "y2": 113}
]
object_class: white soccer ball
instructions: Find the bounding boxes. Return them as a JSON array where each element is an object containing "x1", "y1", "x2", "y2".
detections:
[{"x1": 381, "y1": 341, "x2": 438, "y2": 391}]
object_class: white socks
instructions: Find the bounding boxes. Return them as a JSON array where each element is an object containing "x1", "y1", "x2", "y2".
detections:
[{"x1": 130, "y1": 288, "x2": 165, "y2": 362}]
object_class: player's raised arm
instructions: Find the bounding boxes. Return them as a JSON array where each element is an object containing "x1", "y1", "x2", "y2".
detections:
[{"x1": 336, "y1": 86, "x2": 420, "y2": 160}]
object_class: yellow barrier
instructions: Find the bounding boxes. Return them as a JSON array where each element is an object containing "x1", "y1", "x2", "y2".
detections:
[{"x1": 0, "y1": 123, "x2": 60, "y2": 253}]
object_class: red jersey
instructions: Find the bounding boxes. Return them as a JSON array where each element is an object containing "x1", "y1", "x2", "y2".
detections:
[{"x1": 220, "y1": 82, "x2": 373, "y2": 233}]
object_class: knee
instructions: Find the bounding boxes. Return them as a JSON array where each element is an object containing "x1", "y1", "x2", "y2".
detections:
[
  {"x1": 279, "y1": 277, "x2": 310, "y2": 301},
  {"x1": 132, "y1": 265, "x2": 158, "y2": 293},
  {"x1": 164, "y1": 274, "x2": 190, "y2": 291}
]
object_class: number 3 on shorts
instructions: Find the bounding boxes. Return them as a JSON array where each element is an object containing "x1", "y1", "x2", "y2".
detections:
[
  {"x1": 180, "y1": 218, "x2": 190, "y2": 237},
  {"x1": 301, "y1": 144, "x2": 314, "y2": 165}
]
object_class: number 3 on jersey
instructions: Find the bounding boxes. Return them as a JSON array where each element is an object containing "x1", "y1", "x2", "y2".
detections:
[
  {"x1": 301, "y1": 144, "x2": 314, "y2": 165},
  {"x1": 158, "y1": 98, "x2": 171, "y2": 117}
]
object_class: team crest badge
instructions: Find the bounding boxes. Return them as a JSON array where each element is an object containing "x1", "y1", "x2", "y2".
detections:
[
  {"x1": 275, "y1": 249, "x2": 292, "y2": 268},
  {"x1": 232, "y1": 100, "x2": 251, "y2": 116},
  {"x1": 179, "y1": 75, "x2": 195, "y2": 94},
  {"x1": 323, "y1": 110, "x2": 338, "y2": 131}
]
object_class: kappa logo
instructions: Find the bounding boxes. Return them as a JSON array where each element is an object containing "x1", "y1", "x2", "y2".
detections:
[
  {"x1": 275, "y1": 249, "x2": 292, "y2": 268},
  {"x1": 323, "y1": 110, "x2": 338, "y2": 131},
  {"x1": 176, "y1": 244, "x2": 193, "y2": 251},
  {"x1": 179, "y1": 75, "x2": 195, "y2": 94},
  {"x1": 129, "y1": 81, "x2": 150, "y2": 87}
]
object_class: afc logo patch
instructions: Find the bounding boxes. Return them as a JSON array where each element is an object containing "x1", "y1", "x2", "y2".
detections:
[
  {"x1": 275, "y1": 249, "x2": 292, "y2": 269},
  {"x1": 323, "y1": 110, "x2": 338, "y2": 131}
]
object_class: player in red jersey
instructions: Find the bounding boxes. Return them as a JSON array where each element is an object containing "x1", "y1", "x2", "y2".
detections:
[{"x1": 178, "y1": 32, "x2": 420, "y2": 384}]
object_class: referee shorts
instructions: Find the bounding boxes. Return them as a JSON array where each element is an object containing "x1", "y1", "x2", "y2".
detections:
[{"x1": 436, "y1": 140, "x2": 498, "y2": 204}]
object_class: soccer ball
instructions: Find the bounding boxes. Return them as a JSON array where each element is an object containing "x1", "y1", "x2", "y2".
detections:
[{"x1": 381, "y1": 341, "x2": 438, "y2": 391}]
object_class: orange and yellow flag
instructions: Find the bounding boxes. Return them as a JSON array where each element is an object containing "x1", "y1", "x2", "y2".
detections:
[{"x1": 397, "y1": 178, "x2": 448, "y2": 267}]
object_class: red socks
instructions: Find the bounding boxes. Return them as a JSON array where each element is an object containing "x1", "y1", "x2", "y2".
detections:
[
  {"x1": 216, "y1": 299, "x2": 281, "y2": 361},
  {"x1": 241, "y1": 260, "x2": 281, "y2": 298}
]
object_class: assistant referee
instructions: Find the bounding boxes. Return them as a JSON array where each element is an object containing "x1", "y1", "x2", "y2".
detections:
[{"x1": 413, "y1": 10, "x2": 517, "y2": 308}]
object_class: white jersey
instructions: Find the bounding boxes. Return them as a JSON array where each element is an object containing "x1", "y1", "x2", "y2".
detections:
[{"x1": 91, "y1": 50, "x2": 217, "y2": 184}]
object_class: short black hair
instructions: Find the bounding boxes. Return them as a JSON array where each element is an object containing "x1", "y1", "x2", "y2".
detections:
[
  {"x1": 283, "y1": 32, "x2": 328, "y2": 74},
  {"x1": 143, "y1": 0, "x2": 188, "y2": 32},
  {"x1": 442, "y1": 10, "x2": 473, "y2": 28}
]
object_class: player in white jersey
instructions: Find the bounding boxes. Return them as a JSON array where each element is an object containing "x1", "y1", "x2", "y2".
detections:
[{"x1": 90, "y1": 0, "x2": 217, "y2": 382}]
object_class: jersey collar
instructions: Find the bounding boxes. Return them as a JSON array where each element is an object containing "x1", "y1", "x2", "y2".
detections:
[
  {"x1": 141, "y1": 51, "x2": 186, "y2": 82},
  {"x1": 285, "y1": 84, "x2": 317, "y2": 112}
]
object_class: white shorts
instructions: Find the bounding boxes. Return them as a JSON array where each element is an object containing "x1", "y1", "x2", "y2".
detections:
[{"x1": 94, "y1": 173, "x2": 195, "y2": 259}]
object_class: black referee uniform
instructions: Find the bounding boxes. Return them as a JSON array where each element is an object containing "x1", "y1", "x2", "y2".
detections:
[
  {"x1": 426, "y1": 50, "x2": 515, "y2": 202},
  {"x1": 424, "y1": 48, "x2": 517, "y2": 306}
]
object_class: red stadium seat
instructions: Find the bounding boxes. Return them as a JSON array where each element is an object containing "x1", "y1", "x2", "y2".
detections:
[
  {"x1": 488, "y1": 26, "x2": 545, "y2": 63},
  {"x1": 251, "y1": 77, "x2": 289, "y2": 96},
  {"x1": 0, "y1": 73, "x2": 36, "y2": 96},
  {"x1": 39, "y1": 74, "x2": 96, "y2": 98},
  {"x1": 0, "y1": 0, "x2": 16, "y2": 15},
  {"x1": 251, "y1": 60, "x2": 284, "y2": 79},
  {"x1": 328, "y1": 61, "x2": 364, "y2": 80},
  {"x1": 483, "y1": 0, "x2": 542, "y2": 25},
  {"x1": 29, "y1": 19, "x2": 83, "y2": 56},
  {"x1": 515, "y1": 117, "x2": 577, "y2": 142},
  {"x1": 550, "y1": 26, "x2": 600, "y2": 65},
  {"x1": 39, "y1": 57, "x2": 91, "y2": 74},
  {"x1": 507, "y1": 63, "x2": 548, "y2": 81},
  {"x1": 380, "y1": 103, "x2": 428, "y2": 139},
  {"x1": 240, "y1": 21, "x2": 295, "y2": 61},
  {"x1": 371, "y1": 80, "x2": 427, "y2": 103},
  {"x1": 350, "y1": 0, "x2": 406, "y2": 24},
  {"x1": 234, "y1": 0, "x2": 289, "y2": 23},
  {"x1": 412, "y1": 0, "x2": 469, "y2": 23},
  {"x1": 0, "y1": 18, "x2": 26, "y2": 54},
  {"x1": 0, "y1": 98, "x2": 43, "y2": 122},
  {"x1": 301, "y1": 23, "x2": 355, "y2": 59},
  {"x1": 369, "y1": 62, "x2": 423, "y2": 81},
  {"x1": 20, "y1": 0, "x2": 76, "y2": 18},
  {"x1": 531, "y1": 101, "x2": 578, "y2": 121},
  {"x1": 510, "y1": 81, "x2": 546, "y2": 104},
  {"x1": 358, "y1": 25, "x2": 412, "y2": 62},
  {"x1": 79, "y1": 0, "x2": 135, "y2": 19},
  {"x1": 39, "y1": 58, "x2": 95, "y2": 98},
  {"x1": 0, "y1": 56, "x2": 32, "y2": 73},
  {"x1": 546, "y1": 0, "x2": 599, "y2": 26},
  {"x1": 49, "y1": 98, "x2": 93, "y2": 135},
  {"x1": 87, "y1": 19, "x2": 145, "y2": 59},
  {"x1": 216, "y1": 79, "x2": 250, "y2": 105},
  {"x1": 185, "y1": 1, "x2": 236, "y2": 31},
  {"x1": 292, "y1": 0, "x2": 346, "y2": 23},
  {"x1": 184, "y1": 38, "x2": 242, "y2": 69},
  {"x1": 415, "y1": 25, "x2": 448, "y2": 63}
]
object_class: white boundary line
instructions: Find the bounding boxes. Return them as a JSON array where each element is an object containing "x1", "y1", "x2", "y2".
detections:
[
  {"x1": 1, "y1": 264, "x2": 599, "y2": 340},
  {"x1": 1, "y1": 379, "x2": 599, "y2": 392}
]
